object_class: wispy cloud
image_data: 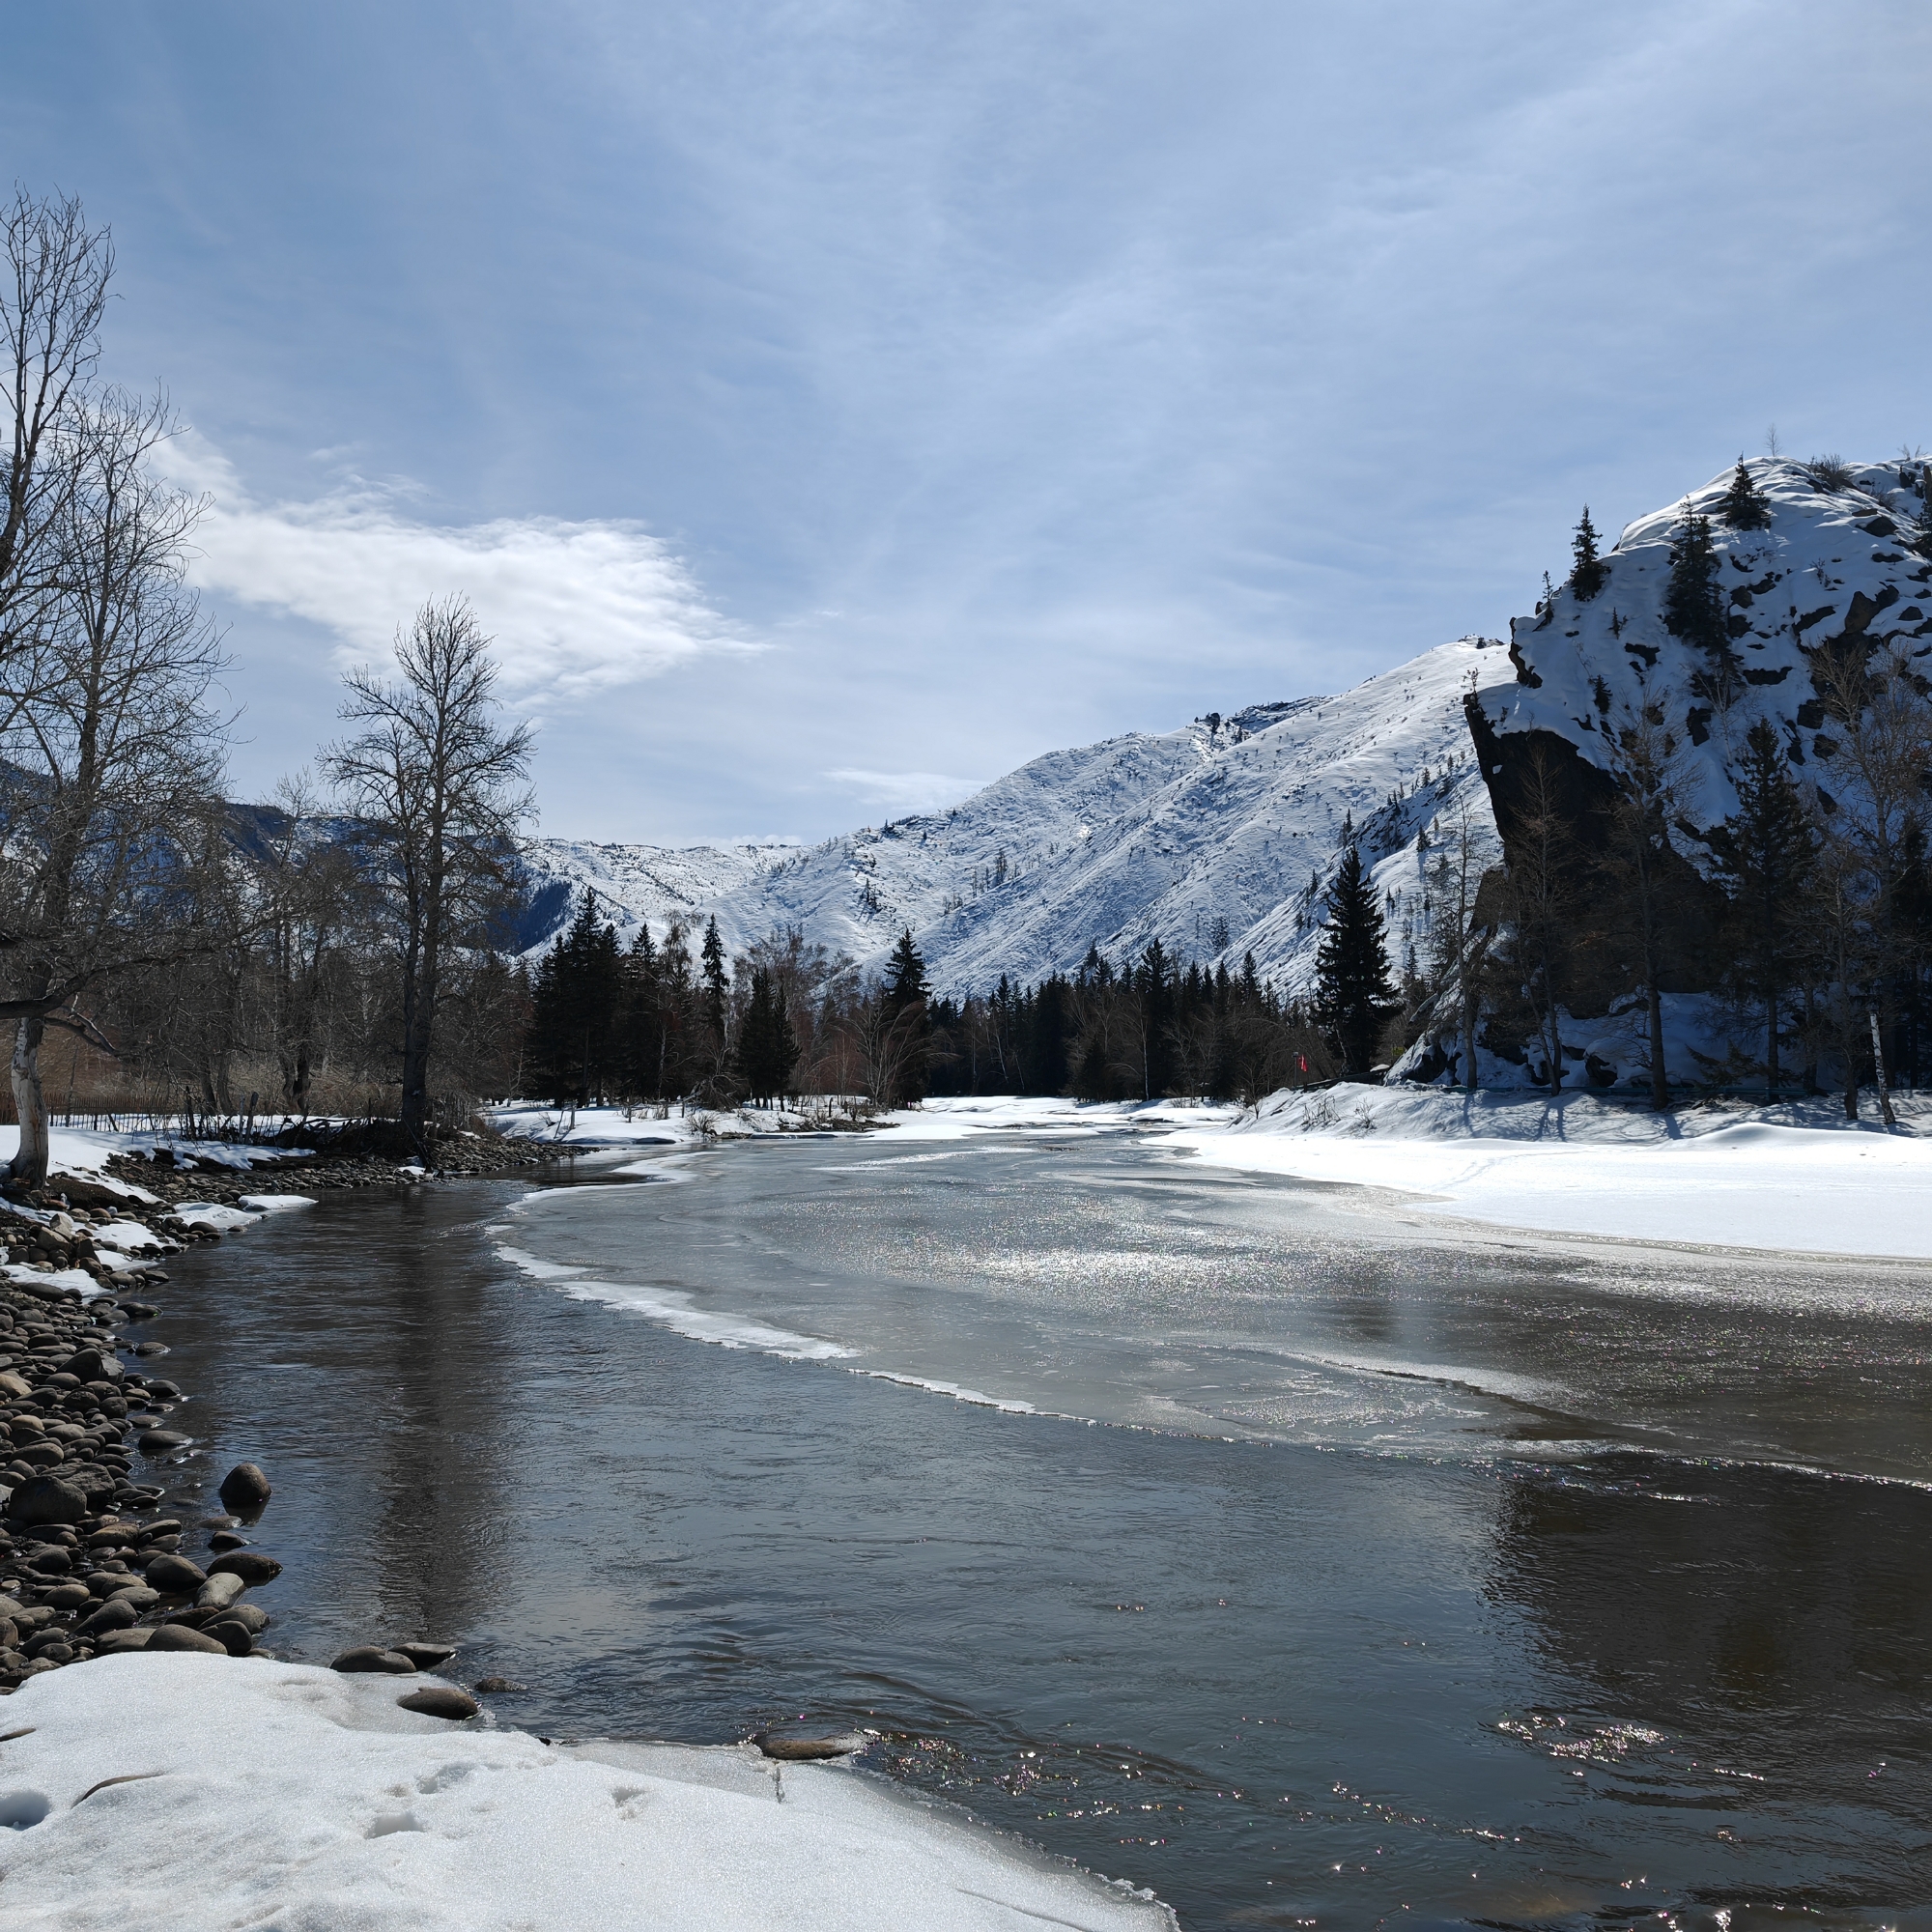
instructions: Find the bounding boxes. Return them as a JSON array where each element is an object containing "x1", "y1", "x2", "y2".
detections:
[
  {"x1": 163, "y1": 436, "x2": 752, "y2": 705},
  {"x1": 825, "y1": 768, "x2": 989, "y2": 815}
]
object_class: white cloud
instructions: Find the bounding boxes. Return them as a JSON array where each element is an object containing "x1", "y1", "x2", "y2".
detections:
[
  {"x1": 163, "y1": 436, "x2": 751, "y2": 705},
  {"x1": 825, "y1": 768, "x2": 989, "y2": 815}
]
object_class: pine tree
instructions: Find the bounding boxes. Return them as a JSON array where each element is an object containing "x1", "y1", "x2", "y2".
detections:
[
  {"x1": 1569, "y1": 507, "x2": 1608, "y2": 600},
  {"x1": 1314, "y1": 846, "x2": 1395, "y2": 1080},
  {"x1": 1708, "y1": 722, "x2": 1816, "y2": 1101},
  {"x1": 1663, "y1": 512, "x2": 1728, "y2": 653},
  {"x1": 734, "y1": 966, "x2": 797, "y2": 1104},
  {"x1": 884, "y1": 927, "x2": 929, "y2": 1012},
  {"x1": 700, "y1": 916, "x2": 728, "y2": 1042},
  {"x1": 1719, "y1": 459, "x2": 1773, "y2": 531},
  {"x1": 527, "y1": 894, "x2": 622, "y2": 1103}
]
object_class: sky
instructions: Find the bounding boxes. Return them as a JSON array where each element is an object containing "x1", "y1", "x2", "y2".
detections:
[{"x1": 5, "y1": 2, "x2": 1929, "y2": 843}]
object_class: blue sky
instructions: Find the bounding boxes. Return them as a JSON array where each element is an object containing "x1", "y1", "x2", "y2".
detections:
[{"x1": 7, "y1": 2, "x2": 1929, "y2": 841}]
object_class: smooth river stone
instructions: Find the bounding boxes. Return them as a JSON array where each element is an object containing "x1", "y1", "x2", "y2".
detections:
[
  {"x1": 195, "y1": 1573, "x2": 245, "y2": 1610},
  {"x1": 217, "y1": 1463, "x2": 271, "y2": 1510},
  {"x1": 754, "y1": 1729, "x2": 869, "y2": 1760},
  {"x1": 396, "y1": 1687, "x2": 479, "y2": 1720},
  {"x1": 331, "y1": 1647, "x2": 417, "y2": 1674},
  {"x1": 145, "y1": 1623, "x2": 227, "y2": 1655},
  {"x1": 4, "y1": 1475, "x2": 85, "y2": 1525},
  {"x1": 207, "y1": 1550, "x2": 282, "y2": 1585},
  {"x1": 144, "y1": 1554, "x2": 207, "y2": 1593}
]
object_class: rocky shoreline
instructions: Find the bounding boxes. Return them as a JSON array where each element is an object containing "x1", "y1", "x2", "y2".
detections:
[{"x1": 0, "y1": 1130, "x2": 571, "y2": 1704}]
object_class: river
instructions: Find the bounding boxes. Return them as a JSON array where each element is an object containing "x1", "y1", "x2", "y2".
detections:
[{"x1": 142, "y1": 1122, "x2": 1932, "y2": 1930}]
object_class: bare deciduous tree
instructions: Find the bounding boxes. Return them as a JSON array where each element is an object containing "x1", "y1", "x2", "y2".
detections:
[
  {"x1": 2, "y1": 187, "x2": 111, "y2": 695},
  {"x1": 327, "y1": 597, "x2": 533, "y2": 1160},
  {"x1": 0, "y1": 386, "x2": 229, "y2": 1183}
]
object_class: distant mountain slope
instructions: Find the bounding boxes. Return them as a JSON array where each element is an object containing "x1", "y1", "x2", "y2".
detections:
[{"x1": 518, "y1": 635, "x2": 1515, "y2": 994}]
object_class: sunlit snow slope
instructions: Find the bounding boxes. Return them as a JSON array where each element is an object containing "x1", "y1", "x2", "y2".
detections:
[{"x1": 519, "y1": 636, "x2": 1514, "y2": 995}]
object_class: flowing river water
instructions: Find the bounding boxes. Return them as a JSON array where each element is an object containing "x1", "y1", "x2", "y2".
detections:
[{"x1": 140, "y1": 1122, "x2": 1932, "y2": 1930}]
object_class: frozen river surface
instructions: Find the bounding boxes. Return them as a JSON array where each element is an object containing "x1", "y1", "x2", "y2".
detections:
[{"x1": 152, "y1": 1126, "x2": 1932, "y2": 1930}]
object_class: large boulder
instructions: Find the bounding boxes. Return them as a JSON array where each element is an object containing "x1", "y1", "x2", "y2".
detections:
[{"x1": 4, "y1": 1475, "x2": 85, "y2": 1526}]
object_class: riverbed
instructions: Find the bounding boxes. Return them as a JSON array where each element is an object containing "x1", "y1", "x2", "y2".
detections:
[{"x1": 141, "y1": 1125, "x2": 1932, "y2": 1930}]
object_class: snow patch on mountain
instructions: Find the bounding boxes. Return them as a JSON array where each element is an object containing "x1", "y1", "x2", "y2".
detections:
[{"x1": 519, "y1": 636, "x2": 1515, "y2": 995}]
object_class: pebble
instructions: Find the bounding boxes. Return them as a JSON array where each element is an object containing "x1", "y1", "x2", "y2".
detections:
[
  {"x1": 472, "y1": 1675, "x2": 526, "y2": 1693},
  {"x1": 396, "y1": 1641, "x2": 457, "y2": 1669},
  {"x1": 136, "y1": 1429, "x2": 190, "y2": 1456},
  {"x1": 397, "y1": 1687, "x2": 480, "y2": 1720}
]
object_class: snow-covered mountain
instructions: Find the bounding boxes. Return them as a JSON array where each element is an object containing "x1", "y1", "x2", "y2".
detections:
[
  {"x1": 516, "y1": 635, "x2": 1515, "y2": 995},
  {"x1": 1474, "y1": 455, "x2": 1932, "y2": 851}
]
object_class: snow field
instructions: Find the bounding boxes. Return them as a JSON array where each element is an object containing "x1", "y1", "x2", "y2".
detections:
[{"x1": 0, "y1": 1657, "x2": 1173, "y2": 1932}]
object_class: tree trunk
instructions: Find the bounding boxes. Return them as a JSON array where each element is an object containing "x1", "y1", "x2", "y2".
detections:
[
  {"x1": 1764, "y1": 982, "x2": 1779, "y2": 1105},
  {"x1": 1870, "y1": 1009, "x2": 1898, "y2": 1128},
  {"x1": 11, "y1": 1017, "x2": 48, "y2": 1187},
  {"x1": 1647, "y1": 980, "x2": 1668, "y2": 1112}
]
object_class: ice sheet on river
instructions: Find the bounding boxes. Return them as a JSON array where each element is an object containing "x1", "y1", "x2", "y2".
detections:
[{"x1": 0, "y1": 1656, "x2": 1174, "y2": 1932}]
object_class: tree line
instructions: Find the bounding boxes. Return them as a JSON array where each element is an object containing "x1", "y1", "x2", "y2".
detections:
[{"x1": 523, "y1": 903, "x2": 1350, "y2": 1112}]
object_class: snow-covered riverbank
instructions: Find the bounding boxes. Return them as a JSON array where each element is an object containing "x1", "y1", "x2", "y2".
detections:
[
  {"x1": 0, "y1": 1656, "x2": 1172, "y2": 1931},
  {"x1": 1152, "y1": 1084, "x2": 1932, "y2": 1261},
  {"x1": 483, "y1": 1086, "x2": 1932, "y2": 1262}
]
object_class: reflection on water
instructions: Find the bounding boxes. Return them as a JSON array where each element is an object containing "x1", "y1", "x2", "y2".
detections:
[{"x1": 139, "y1": 1133, "x2": 1932, "y2": 1931}]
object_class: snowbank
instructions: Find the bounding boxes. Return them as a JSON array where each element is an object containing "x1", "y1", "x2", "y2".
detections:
[
  {"x1": 484, "y1": 1101, "x2": 858, "y2": 1151},
  {"x1": 0, "y1": 1123, "x2": 313, "y2": 1199},
  {"x1": 1158, "y1": 1083, "x2": 1932, "y2": 1259},
  {"x1": 0, "y1": 1656, "x2": 1172, "y2": 1932}
]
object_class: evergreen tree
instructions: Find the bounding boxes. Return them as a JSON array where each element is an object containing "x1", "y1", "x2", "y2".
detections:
[
  {"x1": 884, "y1": 927, "x2": 929, "y2": 1013},
  {"x1": 700, "y1": 916, "x2": 728, "y2": 1042},
  {"x1": 734, "y1": 966, "x2": 797, "y2": 1104},
  {"x1": 1569, "y1": 506, "x2": 1608, "y2": 600},
  {"x1": 1663, "y1": 512, "x2": 1728, "y2": 653},
  {"x1": 1708, "y1": 722, "x2": 1816, "y2": 1100},
  {"x1": 1313, "y1": 846, "x2": 1395, "y2": 1079},
  {"x1": 526, "y1": 894, "x2": 622, "y2": 1103},
  {"x1": 1138, "y1": 937, "x2": 1173, "y2": 1099},
  {"x1": 1719, "y1": 459, "x2": 1773, "y2": 530}
]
